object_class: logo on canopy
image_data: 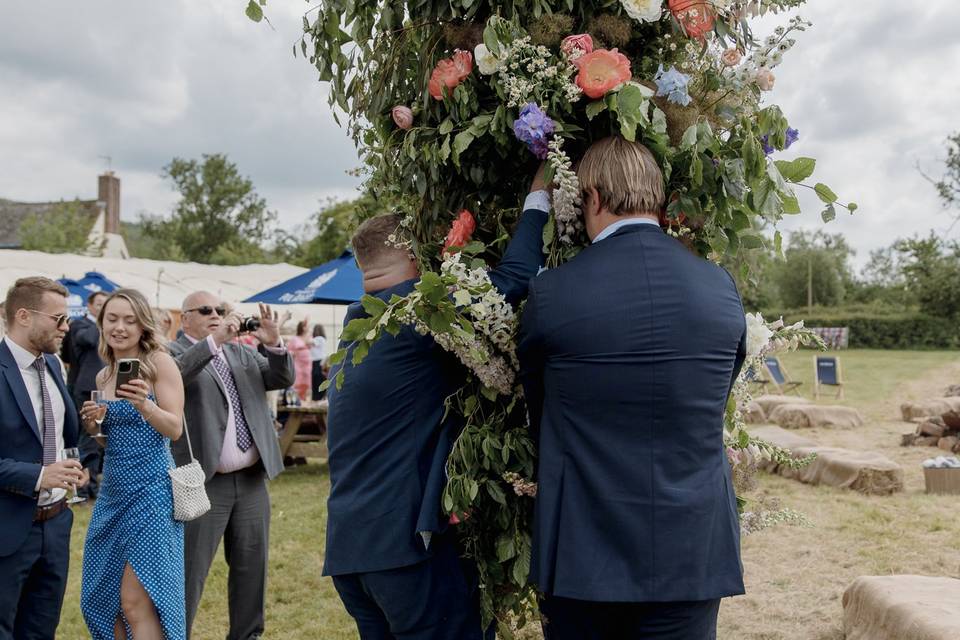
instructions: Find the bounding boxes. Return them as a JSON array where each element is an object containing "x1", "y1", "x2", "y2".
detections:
[{"x1": 278, "y1": 269, "x2": 339, "y2": 303}]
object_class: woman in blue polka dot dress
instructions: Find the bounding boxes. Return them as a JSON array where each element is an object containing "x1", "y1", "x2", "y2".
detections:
[{"x1": 78, "y1": 289, "x2": 186, "y2": 639}]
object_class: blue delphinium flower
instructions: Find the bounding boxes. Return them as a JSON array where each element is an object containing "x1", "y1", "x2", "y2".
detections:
[
  {"x1": 654, "y1": 64, "x2": 692, "y2": 107},
  {"x1": 761, "y1": 126, "x2": 800, "y2": 156},
  {"x1": 513, "y1": 102, "x2": 555, "y2": 159}
]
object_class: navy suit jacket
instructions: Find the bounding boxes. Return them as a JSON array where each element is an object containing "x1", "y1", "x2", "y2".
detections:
[
  {"x1": 63, "y1": 315, "x2": 103, "y2": 396},
  {"x1": 518, "y1": 223, "x2": 747, "y2": 603},
  {"x1": 323, "y1": 208, "x2": 547, "y2": 576},
  {"x1": 0, "y1": 341, "x2": 80, "y2": 557}
]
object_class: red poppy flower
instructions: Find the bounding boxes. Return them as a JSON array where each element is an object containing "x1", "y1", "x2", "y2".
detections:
[{"x1": 443, "y1": 209, "x2": 477, "y2": 254}]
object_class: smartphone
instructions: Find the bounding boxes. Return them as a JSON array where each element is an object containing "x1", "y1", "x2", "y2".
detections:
[{"x1": 116, "y1": 358, "x2": 142, "y2": 391}]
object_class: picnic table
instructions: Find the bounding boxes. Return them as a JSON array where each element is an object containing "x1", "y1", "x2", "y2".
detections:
[{"x1": 277, "y1": 401, "x2": 328, "y2": 463}]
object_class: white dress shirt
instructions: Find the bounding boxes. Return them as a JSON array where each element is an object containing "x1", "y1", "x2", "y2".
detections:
[
  {"x1": 592, "y1": 217, "x2": 659, "y2": 243},
  {"x1": 4, "y1": 337, "x2": 67, "y2": 505},
  {"x1": 184, "y1": 334, "x2": 285, "y2": 473}
]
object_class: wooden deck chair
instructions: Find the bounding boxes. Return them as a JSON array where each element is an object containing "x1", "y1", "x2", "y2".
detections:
[
  {"x1": 743, "y1": 364, "x2": 770, "y2": 394},
  {"x1": 814, "y1": 355, "x2": 844, "y2": 399},
  {"x1": 763, "y1": 356, "x2": 803, "y2": 395}
]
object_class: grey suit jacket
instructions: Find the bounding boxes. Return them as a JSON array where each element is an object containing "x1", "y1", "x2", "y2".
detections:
[{"x1": 168, "y1": 335, "x2": 295, "y2": 481}]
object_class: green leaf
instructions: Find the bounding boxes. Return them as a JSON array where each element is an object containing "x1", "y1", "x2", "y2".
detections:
[
  {"x1": 681, "y1": 124, "x2": 698, "y2": 150},
  {"x1": 351, "y1": 340, "x2": 369, "y2": 365},
  {"x1": 328, "y1": 349, "x2": 346, "y2": 365},
  {"x1": 585, "y1": 100, "x2": 607, "y2": 121},
  {"x1": 488, "y1": 483, "x2": 508, "y2": 507},
  {"x1": 814, "y1": 183, "x2": 838, "y2": 204},
  {"x1": 438, "y1": 119, "x2": 454, "y2": 136},
  {"x1": 821, "y1": 203, "x2": 837, "y2": 223},
  {"x1": 774, "y1": 157, "x2": 816, "y2": 183},
  {"x1": 452, "y1": 131, "x2": 475, "y2": 167},
  {"x1": 360, "y1": 294, "x2": 387, "y2": 317},
  {"x1": 496, "y1": 534, "x2": 516, "y2": 560},
  {"x1": 511, "y1": 543, "x2": 531, "y2": 585},
  {"x1": 848, "y1": 202, "x2": 859, "y2": 213},
  {"x1": 774, "y1": 230, "x2": 784, "y2": 257},
  {"x1": 245, "y1": 0, "x2": 263, "y2": 22},
  {"x1": 482, "y1": 20, "x2": 500, "y2": 57},
  {"x1": 781, "y1": 194, "x2": 801, "y2": 214},
  {"x1": 439, "y1": 135, "x2": 451, "y2": 163},
  {"x1": 542, "y1": 215, "x2": 555, "y2": 247}
]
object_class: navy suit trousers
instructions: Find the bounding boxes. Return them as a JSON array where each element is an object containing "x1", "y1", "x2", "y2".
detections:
[
  {"x1": 539, "y1": 595, "x2": 720, "y2": 640},
  {"x1": 0, "y1": 508, "x2": 73, "y2": 640},
  {"x1": 332, "y1": 535, "x2": 492, "y2": 640}
]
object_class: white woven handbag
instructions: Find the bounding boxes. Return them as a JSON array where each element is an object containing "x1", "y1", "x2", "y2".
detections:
[{"x1": 168, "y1": 421, "x2": 210, "y2": 522}]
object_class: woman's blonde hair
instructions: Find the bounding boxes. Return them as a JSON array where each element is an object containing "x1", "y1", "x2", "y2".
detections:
[
  {"x1": 577, "y1": 136, "x2": 666, "y2": 216},
  {"x1": 98, "y1": 288, "x2": 166, "y2": 384}
]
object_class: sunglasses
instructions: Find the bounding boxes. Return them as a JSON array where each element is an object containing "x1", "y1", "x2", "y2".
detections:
[
  {"x1": 26, "y1": 309, "x2": 69, "y2": 327},
  {"x1": 184, "y1": 306, "x2": 227, "y2": 316}
]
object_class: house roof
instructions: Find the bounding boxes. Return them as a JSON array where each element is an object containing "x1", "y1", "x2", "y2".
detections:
[{"x1": 0, "y1": 198, "x2": 101, "y2": 249}]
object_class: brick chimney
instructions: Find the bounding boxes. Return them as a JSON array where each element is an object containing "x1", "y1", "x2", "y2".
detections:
[{"x1": 98, "y1": 172, "x2": 120, "y2": 234}]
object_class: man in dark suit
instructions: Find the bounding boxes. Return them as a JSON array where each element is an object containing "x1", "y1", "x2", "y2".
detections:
[
  {"x1": 0, "y1": 277, "x2": 89, "y2": 639},
  {"x1": 62, "y1": 290, "x2": 107, "y2": 499},
  {"x1": 325, "y1": 173, "x2": 549, "y2": 639},
  {"x1": 518, "y1": 136, "x2": 747, "y2": 640},
  {"x1": 169, "y1": 295, "x2": 293, "y2": 640}
]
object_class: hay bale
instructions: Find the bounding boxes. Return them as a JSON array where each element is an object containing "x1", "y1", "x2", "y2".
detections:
[
  {"x1": 752, "y1": 426, "x2": 903, "y2": 495},
  {"x1": 915, "y1": 436, "x2": 941, "y2": 447},
  {"x1": 843, "y1": 575, "x2": 960, "y2": 640},
  {"x1": 753, "y1": 394, "x2": 811, "y2": 416},
  {"x1": 770, "y1": 404, "x2": 864, "y2": 430},
  {"x1": 743, "y1": 401, "x2": 766, "y2": 424},
  {"x1": 939, "y1": 436, "x2": 960, "y2": 452},
  {"x1": 918, "y1": 421, "x2": 946, "y2": 438},
  {"x1": 901, "y1": 397, "x2": 960, "y2": 422}
]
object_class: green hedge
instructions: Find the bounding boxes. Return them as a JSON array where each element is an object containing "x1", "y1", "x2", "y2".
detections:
[{"x1": 770, "y1": 310, "x2": 960, "y2": 350}]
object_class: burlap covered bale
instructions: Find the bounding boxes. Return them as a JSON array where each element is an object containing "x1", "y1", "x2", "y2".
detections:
[
  {"x1": 901, "y1": 397, "x2": 960, "y2": 422},
  {"x1": 843, "y1": 575, "x2": 960, "y2": 640},
  {"x1": 753, "y1": 394, "x2": 811, "y2": 416},
  {"x1": 770, "y1": 404, "x2": 864, "y2": 430},
  {"x1": 751, "y1": 426, "x2": 903, "y2": 495}
]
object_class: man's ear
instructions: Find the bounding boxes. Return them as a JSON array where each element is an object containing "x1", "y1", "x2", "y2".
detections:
[{"x1": 584, "y1": 186, "x2": 600, "y2": 217}]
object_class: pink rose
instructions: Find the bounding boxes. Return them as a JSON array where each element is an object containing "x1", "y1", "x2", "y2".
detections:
[
  {"x1": 428, "y1": 50, "x2": 473, "y2": 101},
  {"x1": 720, "y1": 48, "x2": 742, "y2": 67},
  {"x1": 560, "y1": 33, "x2": 594, "y2": 57},
  {"x1": 443, "y1": 209, "x2": 476, "y2": 254},
  {"x1": 573, "y1": 48, "x2": 632, "y2": 99},
  {"x1": 755, "y1": 67, "x2": 776, "y2": 91},
  {"x1": 391, "y1": 105, "x2": 413, "y2": 130}
]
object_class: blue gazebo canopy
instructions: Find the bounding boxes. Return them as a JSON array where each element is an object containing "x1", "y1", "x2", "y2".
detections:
[
  {"x1": 58, "y1": 271, "x2": 121, "y2": 318},
  {"x1": 243, "y1": 251, "x2": 363, "y2": 305}
]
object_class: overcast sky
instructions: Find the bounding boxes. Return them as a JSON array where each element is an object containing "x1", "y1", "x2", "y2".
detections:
[{"x1": 1, "y1": 2, "x2": 958, "y2": 268}]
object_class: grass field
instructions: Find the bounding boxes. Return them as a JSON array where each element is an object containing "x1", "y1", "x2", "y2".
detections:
[{"x1": 56, "y1": 349, "x2": 960, "y2": 639}]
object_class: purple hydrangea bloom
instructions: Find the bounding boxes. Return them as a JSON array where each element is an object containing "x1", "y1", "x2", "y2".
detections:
[
  {"x1": 513, "y1": 102, "x2": 555, "y2": 159},
  {"x1": 762, "y1": 127, "x2": 800, "y2": 156},
  {"x1": 654, "y1": 64, "x2": 692, "y2": 107}
]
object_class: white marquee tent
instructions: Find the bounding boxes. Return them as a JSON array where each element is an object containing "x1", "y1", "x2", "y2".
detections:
[{"x1": 0, "y1": 250, "x2": 351, "y2": 340}]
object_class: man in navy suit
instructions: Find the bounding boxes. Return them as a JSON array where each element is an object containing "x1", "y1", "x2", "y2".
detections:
[
  {"x1": 62, "y1": 290, "x2": 107, "y2": 499},
  {"x1": 518, "y1": 136, "x2": 747, "y2": 640},
  {"x1": 324, "y1": 171, "x2": 549, "y2": 640},
  {"x1": 0, "y1": 277, "x2": 89, "y2": 639}
]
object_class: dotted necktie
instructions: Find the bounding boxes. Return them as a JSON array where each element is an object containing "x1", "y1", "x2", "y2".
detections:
[
  {"x1": 210, "y1": 353, "x2": 254, "y2": 452},
  {"x1": 32, "y1": 357, "x2": 58, "y2": 465}
]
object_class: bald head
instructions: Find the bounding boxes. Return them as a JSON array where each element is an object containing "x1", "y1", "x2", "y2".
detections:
[{"x1": 180, "y1": 290, "x2": 225, "y2": 340}]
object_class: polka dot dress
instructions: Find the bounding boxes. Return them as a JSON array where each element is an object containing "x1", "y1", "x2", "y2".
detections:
[{"x1": 81, "y1": 397, "x2": 185, "y2": 639}]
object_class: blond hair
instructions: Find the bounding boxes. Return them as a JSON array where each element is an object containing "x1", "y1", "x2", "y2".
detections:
[
  {"x1": 4, "y1": 277, "x2": 68, "y2": 325},
  {"x1": 97, "y1": 288, "x2": 166, "y2": 384},
  {"x1": 577, "y1": 136, "x2": 666, "y2": 217},
  {"x1": 351, "y1": 214, "x2": 406, "y2": 267}
]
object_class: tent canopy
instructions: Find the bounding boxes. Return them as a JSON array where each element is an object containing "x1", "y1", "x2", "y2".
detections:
[
  {"x1": 243, "y1": 251, "x2": 363, "y2": 305},
  {"x1": 58, "y1": 271, "x2": 120, "y2": 317}
]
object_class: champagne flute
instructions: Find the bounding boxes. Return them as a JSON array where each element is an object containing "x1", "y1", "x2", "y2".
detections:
[
  {"x1": 61, "y1": 447, "x2": 87, "y2": 504},
  {"x1": 90, "y1": 390, "x2": 107, "y2": 438}
]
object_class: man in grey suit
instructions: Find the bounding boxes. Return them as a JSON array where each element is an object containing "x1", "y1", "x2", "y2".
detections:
[{"x1": 169, "y1": 291, "x2": 294, "y2": 640}]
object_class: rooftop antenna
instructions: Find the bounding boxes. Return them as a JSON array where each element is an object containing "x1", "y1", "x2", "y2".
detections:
[{"x1": 98, "y1": 155, "x2": 113, "y2": 171}]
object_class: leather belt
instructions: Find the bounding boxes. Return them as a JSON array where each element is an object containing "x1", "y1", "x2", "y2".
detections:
[{"x1": 33, "y1": 498, "x2": 68, "y2": 523}]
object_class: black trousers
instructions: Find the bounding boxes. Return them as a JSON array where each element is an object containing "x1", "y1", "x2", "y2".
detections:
[
  {"x1": 331, "y1": 535, "x2": 492, "y2": 640},
  {"x1": 311, "y1": 360, "x2": 326, "y2": 401},
  {"x1": 539, "y1": 595, "x2": 721, "y2": 640},
  {"x1": 0, "y1": 508, "x2": 73, "y2": 640}
]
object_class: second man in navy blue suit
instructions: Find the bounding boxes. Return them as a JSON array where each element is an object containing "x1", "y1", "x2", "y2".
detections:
[
  {"x1": 518, "y1": 136, "x2": 747, "y2": 640},
  {"x1": 324, "y1": 169, "x2": 550, "y2": 640}
]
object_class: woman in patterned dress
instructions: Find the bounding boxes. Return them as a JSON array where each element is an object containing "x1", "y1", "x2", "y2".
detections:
[{"x1": 78, "y1": 288, "x2": 185, "y2": 639}]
